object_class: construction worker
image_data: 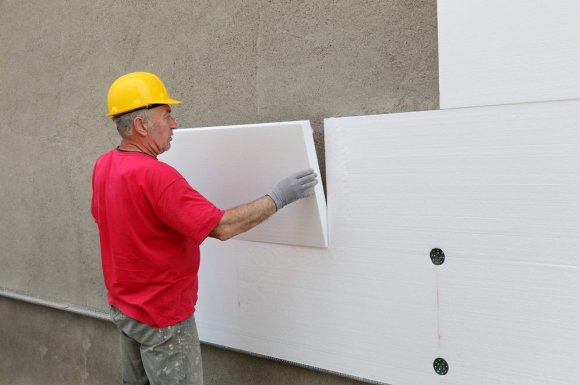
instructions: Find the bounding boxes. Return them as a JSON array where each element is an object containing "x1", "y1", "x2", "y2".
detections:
[{"x1": 91, "y1": 71, "x2": 318, "y2": 385}]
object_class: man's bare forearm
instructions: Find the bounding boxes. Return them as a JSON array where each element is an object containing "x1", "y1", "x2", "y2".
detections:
[{"x1": 209, "y1": 196, "x2": 277, "y2": 241}]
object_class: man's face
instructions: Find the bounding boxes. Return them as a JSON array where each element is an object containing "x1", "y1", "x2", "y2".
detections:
[{"x1": 145, "y1": 105, "x2": 178, "y2": 155}]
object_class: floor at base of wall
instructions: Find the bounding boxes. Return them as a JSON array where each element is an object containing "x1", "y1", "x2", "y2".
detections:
[{"x1": 0, "y1": 296, "x2": 369, "y2": 385}]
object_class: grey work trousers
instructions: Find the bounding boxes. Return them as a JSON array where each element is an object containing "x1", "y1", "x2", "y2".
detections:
[{"x1": 110, "y1": 306, "x2": 203, "y2": 385}]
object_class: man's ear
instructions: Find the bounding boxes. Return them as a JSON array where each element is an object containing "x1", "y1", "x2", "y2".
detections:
[{"x1": 132, "y1": 115, "x2": 149, "y2": 137}]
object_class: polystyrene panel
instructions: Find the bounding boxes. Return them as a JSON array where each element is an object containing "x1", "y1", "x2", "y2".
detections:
[
  {"x1": 159, "y1": 121, "x2": 327, "y2": 248},
  {"x1": 326, "y1": 99, "x2": 580, "y2": 384},
  {"x1": 440, "y1": 261, "x2": 580, "y2": 385},
  {"x1": 438, "y1": 0, "x2": 580, "y2": 108}
]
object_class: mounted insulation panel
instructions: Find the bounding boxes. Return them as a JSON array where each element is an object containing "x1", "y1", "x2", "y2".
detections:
[
  {"x1": 438, "y1": 0, "x2": 580, "y2": 108},
  {"x1": 325, "y1": 100, "x2": 580, "y2": 385}
]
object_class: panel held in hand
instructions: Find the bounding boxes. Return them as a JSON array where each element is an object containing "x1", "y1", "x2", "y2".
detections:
[{"x1": 159, "y1": 121, "x2": 328, "y2": 248}]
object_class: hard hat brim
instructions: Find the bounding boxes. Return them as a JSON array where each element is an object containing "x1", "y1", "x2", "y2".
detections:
[
  {"x1": 108, "y1": 98, "x2": 182, "y2": 117},
  {"x1": 164, "y1": 98, "x2": 182, "y2": 106}
]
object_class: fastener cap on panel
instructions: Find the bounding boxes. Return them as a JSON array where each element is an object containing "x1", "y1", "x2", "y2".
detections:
[
  {"x1": 430, "y1": 248, "x2": 445, "y2": 265},
  {"x1": 433, "y1": 358, "x2": 449, "y2": 375}
]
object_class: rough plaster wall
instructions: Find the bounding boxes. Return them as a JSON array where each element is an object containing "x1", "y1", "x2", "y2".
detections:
[
  {"x1": 0, "y1": 0, "x2": 438, "y2": 383},
  {"x1": 0, "y1": 297, "x2": 121, "y2": 385}
]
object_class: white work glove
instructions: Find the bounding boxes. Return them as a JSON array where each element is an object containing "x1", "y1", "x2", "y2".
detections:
[{"x1": 268, "y1": 169, "x2": 318, "y2": 210}]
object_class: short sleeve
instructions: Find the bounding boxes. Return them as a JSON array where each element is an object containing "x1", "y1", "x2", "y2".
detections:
[{"x1": 156, "y1": 178, "x2": 225, "y2": 244}]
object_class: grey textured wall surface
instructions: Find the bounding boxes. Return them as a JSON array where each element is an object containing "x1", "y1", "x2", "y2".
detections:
[
  {"x1": 0, "y1": 0, "x2": 438, "y2": 383},
  {"x1": 0, "y1": 297, "x2": 120, "y2": 385}
]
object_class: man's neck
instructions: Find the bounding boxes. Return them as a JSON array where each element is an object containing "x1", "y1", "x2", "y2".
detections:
[{"x1": 117, "y1": 140, "x2": 156, "y2": 157}]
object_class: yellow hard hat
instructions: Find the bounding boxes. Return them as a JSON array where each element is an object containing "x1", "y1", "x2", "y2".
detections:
[{"x1": 107, "y1": 72, "x2": 181, "y2": 117}]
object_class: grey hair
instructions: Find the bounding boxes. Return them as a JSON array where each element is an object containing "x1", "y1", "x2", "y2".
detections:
[{"x1": 112, "y1": 109, "x2": 151, "y2": 138}]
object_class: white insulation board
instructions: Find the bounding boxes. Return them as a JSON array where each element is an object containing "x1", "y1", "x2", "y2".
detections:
[
  {"x1": 193, "y1": 100, "x2": 580, "y2": 385},
  {"x1": 438, "y1": 0, "x2": 580, "y2": 109},
  {"x1": 325, "y1": 100, "x2": 580, "y2": 385},
  {"x1": 159, "y1": 121, "x2": 327, "y2": 248}
]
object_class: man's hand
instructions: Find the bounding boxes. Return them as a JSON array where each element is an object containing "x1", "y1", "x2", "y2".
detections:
[{"x1": 268, "y1": 169, "x2": 319, "y2": 210}]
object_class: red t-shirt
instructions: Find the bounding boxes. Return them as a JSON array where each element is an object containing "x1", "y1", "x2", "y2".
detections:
[{"x1": 91, "y1": 149, "x2": 224, "y2": 327}]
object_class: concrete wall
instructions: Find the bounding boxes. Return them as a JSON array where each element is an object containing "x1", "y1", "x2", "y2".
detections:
[{"x1": 0, "y1": 0, "x2": 438, "y2": 384}]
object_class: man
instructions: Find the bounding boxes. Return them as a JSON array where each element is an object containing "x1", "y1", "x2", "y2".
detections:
[{"x1": 91, "y1": 72, "x2": 318, "y2": 385}]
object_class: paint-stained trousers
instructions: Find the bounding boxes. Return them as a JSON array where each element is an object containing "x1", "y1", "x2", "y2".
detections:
[{"x1": 110, "y1": 306, "x2": 203, "y2": 385}]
